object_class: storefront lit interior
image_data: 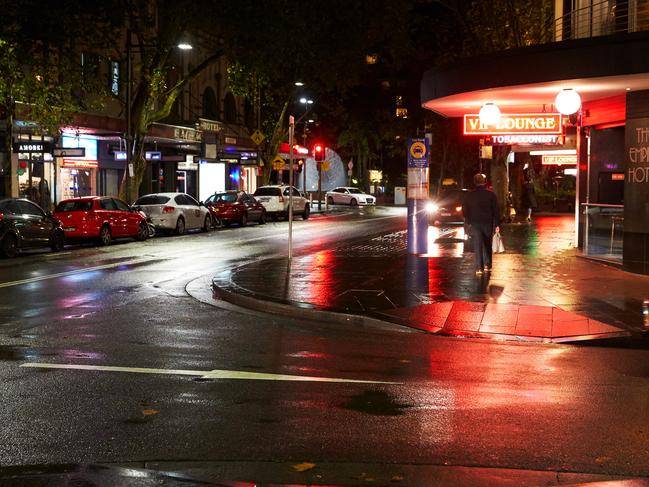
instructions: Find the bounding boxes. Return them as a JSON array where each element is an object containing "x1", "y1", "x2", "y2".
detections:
[{"x1": 422, "y1": 25, "x2": 649, "y2": 274}]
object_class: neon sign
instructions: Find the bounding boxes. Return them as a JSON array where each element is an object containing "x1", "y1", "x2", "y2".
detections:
[
  {"x1": 542, "y1": 154, "x2": 577, "y2": 165},
  {"x1": 464, "y1": 113, "x2": 563, "y2": 135}
]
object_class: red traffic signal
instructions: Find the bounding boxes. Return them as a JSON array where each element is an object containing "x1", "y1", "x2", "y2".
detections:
[{"x1": 313, "y1": 143, "x2": 325, "y2": 162}]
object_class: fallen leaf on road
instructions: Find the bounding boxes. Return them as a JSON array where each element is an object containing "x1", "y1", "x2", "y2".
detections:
[
  {"x1": 595, "y1": 456, "x2": 611, "y2": 464},
  {"x1": 142, "y1": 409, "x2": 159, "y2": 416},
  {"x1": 391, "y1": 475, "x2": 404, "y2": 482},
  {"x1": 292, "y1": 462, "x2": 316, "y2": 472}
]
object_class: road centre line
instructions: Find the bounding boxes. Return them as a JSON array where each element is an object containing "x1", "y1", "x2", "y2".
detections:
[
  {"x1": 0, "y1": 257, "x2": 151, "y2": 289},
  {"x1": 20, "y1": 362, "x2": 402, "y2": 384}
]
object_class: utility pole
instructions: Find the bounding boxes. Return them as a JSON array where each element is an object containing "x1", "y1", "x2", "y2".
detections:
[{"x1": 125, "y1": 15, "x2": 133, "y2": 203}]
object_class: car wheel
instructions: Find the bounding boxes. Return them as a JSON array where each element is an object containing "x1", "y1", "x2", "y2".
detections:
[
  {"x1": 350, "y1": 198, "x2": 358, "y2": 206},
  {"x1": 240, "y1": 212, "x2": 248, "y2": 227},
  {"x1": 50, "y1": 230, "x2": 65, "y2": 252},
  {"x1": 302, "y1": 205, "x2": 310, "y2": 220},
  {"x1": 202, "y1": 214, "x2": 211, "y2": 232},
  {"x1": 175, "y1": 217, "x2": 186, "y2": 235},
  {"x1": 327, "y1": 196, "x2": 334, "y2": 205},
  {"x1": 0, "y1": 234, "x2": 18, "y2": 258},
  {"x1": 98, "y1": 225, "x2": 112, "y2": 246},
  {"x1": 258, "y1": 211, "x2": 267, "y2": 225},
  {"x1": 136, "y1": 222, "x2": 148, "y2": 241}
]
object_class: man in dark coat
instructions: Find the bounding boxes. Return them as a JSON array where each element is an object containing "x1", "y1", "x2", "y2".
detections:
[
  {"x1": 522, "y1": 178, "x2": 537, "y2": 222},
  {"x1": 463, "y1": 173, "x2": 500, "y2": 275}
]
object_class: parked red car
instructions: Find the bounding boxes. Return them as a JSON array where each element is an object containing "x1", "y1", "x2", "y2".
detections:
[
  {"x1": 205, "y1": 191, "x2": 267, "y2": 226},
  {"x1": 53, "y1": 196, "x2": 148, "y2": 245}
]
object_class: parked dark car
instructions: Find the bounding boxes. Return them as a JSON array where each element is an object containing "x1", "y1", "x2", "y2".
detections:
[
  {"x1": 0, "y1": 198, "x2": 66, "y2": 258},
  {"x1": 427, "y1": 188, "x2": 468, "y2": 225},
  {"x1": 205, "y1": 191, "x2": 267, "y2": 226}
]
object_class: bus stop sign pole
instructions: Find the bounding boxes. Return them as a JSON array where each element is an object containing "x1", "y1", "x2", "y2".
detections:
[{"x1": 406, "y1": 138, "x2": 430, "y2": 254}]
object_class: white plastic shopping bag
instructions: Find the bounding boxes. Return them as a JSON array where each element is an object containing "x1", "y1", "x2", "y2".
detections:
[{"x1": 492, "y1": 231, "x2": 505, "y2": 253}]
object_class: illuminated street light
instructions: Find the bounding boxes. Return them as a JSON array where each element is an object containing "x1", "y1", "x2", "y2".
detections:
[
  {"x1": 479, "y1": 102, "x2": 501, "y2": 126},
  {"x1": 294, "y1": 81, "x2": 304, "y2": 86},
  {"x1": 177, "y1": 43, "x2": 193, "y2": 50},
  {"x1": 555, "y1": 88, "x2": 581, "y2": 115}
]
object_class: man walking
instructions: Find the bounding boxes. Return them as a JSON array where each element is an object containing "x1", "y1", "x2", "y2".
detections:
[{"x1": 464, "y1": 173, "x2": 500, "y2": 275}]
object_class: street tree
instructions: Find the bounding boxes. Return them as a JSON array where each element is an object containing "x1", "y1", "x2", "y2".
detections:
[
  {"x1": 0, "y1": 0, "x2": 120, "y2": 197},
  {"x1": 118, "y1": 0, "x2": 225, "y2": 200},
  {"x1": 223, "y1": 0, "x2": 411, "y2": 185}
]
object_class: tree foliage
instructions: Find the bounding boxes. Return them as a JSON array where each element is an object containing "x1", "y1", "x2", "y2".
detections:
[
  {"x1": 0, "y1": 0, "x2": 121, "y2": 195},
  {"x1": 118, "y1": 0, "x2": 225, "y2": 200}
]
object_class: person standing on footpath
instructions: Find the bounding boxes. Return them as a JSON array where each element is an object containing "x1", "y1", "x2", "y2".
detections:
[
  {"x1": 463, "y1": 173, "x2": 500, "y2": 276},
  {"x1": 522, "y1": 178, "x2": 537, "y2": 222}
]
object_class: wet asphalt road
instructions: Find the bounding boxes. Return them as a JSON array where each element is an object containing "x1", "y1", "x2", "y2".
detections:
[{"x1": 0, "y1": 206, "x2": 648, "y2": 481}]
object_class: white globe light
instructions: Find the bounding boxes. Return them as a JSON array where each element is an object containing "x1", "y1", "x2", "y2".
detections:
[
  {"x1": 479, "y1": 103, "x2": 501, "y2": 126},
  {"x1": 555, "y1": 89, "x2": 581, "y2": 115}
]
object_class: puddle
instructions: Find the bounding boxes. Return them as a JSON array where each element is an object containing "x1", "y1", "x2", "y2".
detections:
[
  {"x1": 342, "y1": 390, "x2": 411, "y2": 416},
  {"x1": 0, "y1": 346, "x2": 54, "y2": 361}
]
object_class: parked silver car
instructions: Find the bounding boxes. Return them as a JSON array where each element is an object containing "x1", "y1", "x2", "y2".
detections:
[{"x1": 133, "y1": 192, "x2": 212, "y2": 234}]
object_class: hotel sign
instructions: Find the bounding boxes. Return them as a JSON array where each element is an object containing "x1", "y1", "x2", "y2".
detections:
[
  {"x1": 464, "y1": 113, "x2": 563, "y2": 135},
  {"x1": 542, "y1": 154, "x2": 577, "y2": 165}
]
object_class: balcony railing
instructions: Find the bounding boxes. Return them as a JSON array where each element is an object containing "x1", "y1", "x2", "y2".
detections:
[
  {"x1": 582, "y1": 203, "x2": 624, "y2": 262},
  {"x1": 548, "y1": 0, "x2": 643, "y2": 42}
]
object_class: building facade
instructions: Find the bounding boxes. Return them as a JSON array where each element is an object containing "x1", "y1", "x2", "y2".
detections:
[{"x1": 421, "y1": 0, "x2": 649, "y2": 273}]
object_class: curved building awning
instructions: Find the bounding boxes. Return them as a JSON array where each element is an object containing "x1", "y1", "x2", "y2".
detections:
[{"x1": 421, "y1": 31, "x2": 649, "y2": 117}]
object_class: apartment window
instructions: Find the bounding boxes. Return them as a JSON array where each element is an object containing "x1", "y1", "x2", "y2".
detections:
[
  {"x1": 366, "y1": 54, "x2": 378, "y2": 65},
  {"x1": 396, "y1": 108, "x2": 408, "y2": 119}
]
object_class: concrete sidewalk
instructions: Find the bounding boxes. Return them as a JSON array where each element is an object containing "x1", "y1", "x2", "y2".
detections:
[{"x1": 213, "y1": 215, "x2": 649, "y2": 343}]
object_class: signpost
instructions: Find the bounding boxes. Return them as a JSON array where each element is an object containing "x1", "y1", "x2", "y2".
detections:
[
  {"x1": 407, "y1": 138, "x2": 429, "y2": 254},
  {"x1": 288, "y1": 116, "x2": 295, "y2": 260}
]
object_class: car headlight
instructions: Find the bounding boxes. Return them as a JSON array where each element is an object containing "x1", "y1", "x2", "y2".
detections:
[{"x1": 426, "y1": 202, "x2": 439, "y2": 214}]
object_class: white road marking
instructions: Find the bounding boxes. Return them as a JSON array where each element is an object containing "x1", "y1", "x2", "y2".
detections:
[
  {"x1": 0, "y1": 257, "x2": 150, "y2": 289},
  {"x1": 20, "y1": 362, "x2": 402, "y2": 384}
]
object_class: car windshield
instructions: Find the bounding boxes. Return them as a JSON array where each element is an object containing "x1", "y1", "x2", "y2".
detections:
[
  {"x1": 134, "y1": 195, "x2": 170, "y2": 205},
  {"x1": 55, "y1": 200, "x2": 93, "y2": 212},
  {"x1": 348, "y1": 188, "x2": 363, "y2": 194},
  {"x1": 254, "y1": 187, "x2": 280, "y2": 196},
  {"x1": 207, "y1": 193, "x2": 238, "y2": 203}
]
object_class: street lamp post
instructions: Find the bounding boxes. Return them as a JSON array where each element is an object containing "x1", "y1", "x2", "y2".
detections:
[
  {"x1": 288, "y1": 115, "x2": 295, "y2": 260},
  {"x1": 298, "y1": 98, "x2": 313, "y2": 194},
  {"x1": 124, "y1": 34, "x2": 192, "y2": 203}
]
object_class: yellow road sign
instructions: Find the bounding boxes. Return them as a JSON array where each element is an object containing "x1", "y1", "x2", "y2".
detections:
[
  {"x1": 272, "y1": 155, "x2": 285, "y2": 170},
  {"x1": 251, "y1": 130, "x2": 265, "y2": 146}
]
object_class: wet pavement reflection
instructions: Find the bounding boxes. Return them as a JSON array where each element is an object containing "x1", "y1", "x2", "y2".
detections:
[{"x1": 214, "y1": 215, "x2": 649, "y2": 339}]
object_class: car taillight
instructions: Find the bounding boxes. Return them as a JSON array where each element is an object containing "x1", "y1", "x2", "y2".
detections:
[
  {"x1": 163, "y1": 206, "x2": 175, "y2": 214},
  {"x1": 455, "y1": 206, "x2": 462, "y2": 212},
  {"x1": 0, "y1": 213, "x2": 3, "y2": 221}
]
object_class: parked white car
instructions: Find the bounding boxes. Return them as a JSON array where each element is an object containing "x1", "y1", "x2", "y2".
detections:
[
  {"x1": 326, "y1": 187, "x2": 375, "y2": 206},
  {"x1": 133, "y1": 192, "x2": 212, "y2": 234},
  {"x1": 253, "y1": 185, "x2": 310, "y2": 220}
]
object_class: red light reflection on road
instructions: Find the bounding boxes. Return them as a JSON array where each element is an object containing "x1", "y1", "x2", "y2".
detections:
[{"x1": 289, "y1": 250, "x2": 336, "y2": 308}]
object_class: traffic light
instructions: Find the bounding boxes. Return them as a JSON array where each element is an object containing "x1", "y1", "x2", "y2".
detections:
[{"x1": 313, "y1": 143, "x2": 325, "y2": 162}]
